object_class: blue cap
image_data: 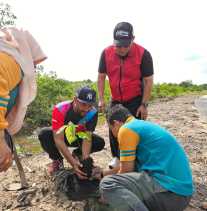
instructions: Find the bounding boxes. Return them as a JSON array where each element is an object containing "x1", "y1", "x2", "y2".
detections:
[{"x1": 76, "y1": 87, "x2": 96, "y2": 105}]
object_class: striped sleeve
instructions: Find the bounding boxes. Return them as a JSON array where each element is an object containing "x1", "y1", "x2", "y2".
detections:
[
  {"x1": 118, "y1": 127, "x2": 139, "y2": 162},
  {"x1": 0, "y1": 76, "x2": 10, "y2": 129},
  {"x1": 0, "y1": 96, "x2": 9, "y2": 110}
]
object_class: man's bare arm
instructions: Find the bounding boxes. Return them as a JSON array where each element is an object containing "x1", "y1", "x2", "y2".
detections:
[
  {"x1": 97, "y1": 73, "x2": 106, "y2": 112},
  {"x1": 119, "y1": 160, "x2": 135, "y2": 173},
  {"x1": 136, "y1": 75, "x2": 153, "y2": 119},
  {"x1": 54, "y1": 130, "x2": 87, "y2": 179},
  {"x1": 142, "y1": 75, "x2": 153, "y2": 104},
  {"x1": 0, "y1": 130, "x2": 12, "y2": 172}
]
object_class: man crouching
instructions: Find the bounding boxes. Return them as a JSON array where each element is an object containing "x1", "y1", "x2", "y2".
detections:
[
  {"x1": 96, "y1": 104, "x2": 194, "y2": 211},
  {"x1": 38, "y1": 87, "x2": 105, "y2": 178}
]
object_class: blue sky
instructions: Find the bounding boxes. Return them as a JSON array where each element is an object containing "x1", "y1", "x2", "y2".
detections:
[{"x1": 4, "y1": 0, "x2": 207, "y2": 84}]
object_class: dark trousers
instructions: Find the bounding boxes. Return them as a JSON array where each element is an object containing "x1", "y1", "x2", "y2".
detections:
[
  {"x1": 100, "y1": 172, "x2": 191, "y2": 211},
  {"x1": 109, "y1": 96, "x2": 142, "y2": 158},
  {"x1": 38, "y1": 127, "x2": 105, "y2": 161}
]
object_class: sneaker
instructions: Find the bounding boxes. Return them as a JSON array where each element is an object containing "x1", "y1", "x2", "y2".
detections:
[
  {"x1": 48, "y1": 160, "x2": 64, "y2": 175},
  {"x1": 108, "y1": 157, "x2": 120, "y2": 169}
]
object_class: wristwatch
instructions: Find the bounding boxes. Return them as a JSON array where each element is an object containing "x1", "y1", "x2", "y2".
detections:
[{"x1": 141, "y1": 102, "x2": 149, "y2": 108}]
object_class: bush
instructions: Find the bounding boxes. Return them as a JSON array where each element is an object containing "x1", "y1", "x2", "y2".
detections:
[{"x1": 22, "y1": 73, "x2": 207, "y2": 134}]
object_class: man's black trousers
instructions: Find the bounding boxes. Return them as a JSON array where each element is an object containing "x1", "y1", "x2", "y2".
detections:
[{"x1": 38, "y1": 127, "x2": 105, "y2": 161}]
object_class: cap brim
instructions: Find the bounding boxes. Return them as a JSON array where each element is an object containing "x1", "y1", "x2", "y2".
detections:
[
  {"x1": 77, "y1": 98, "x2": 94, "y2": 105},
  {"x1": 114, "y1": 39, "x2": 131, "y2": 47}
]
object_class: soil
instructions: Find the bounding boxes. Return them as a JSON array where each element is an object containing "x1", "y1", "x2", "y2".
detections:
[{"x1": 0, "y1": 95, "x2": 207, "y2": 211}]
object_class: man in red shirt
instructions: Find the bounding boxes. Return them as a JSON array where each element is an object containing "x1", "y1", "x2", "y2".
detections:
[
  {"x1": 38, "y1": 87, "x2": 105, "y2": 177},
  {"x1": 97, "y1": 22, "x2": 154, "y2": 168}
]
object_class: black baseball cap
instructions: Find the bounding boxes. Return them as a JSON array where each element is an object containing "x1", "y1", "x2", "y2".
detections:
[
  {"x1": 113, "y1": 22, "x2": 134, "y2": 47},
  {"x1": 76, "y1": 87, "x2": 96, "y2": 105}
]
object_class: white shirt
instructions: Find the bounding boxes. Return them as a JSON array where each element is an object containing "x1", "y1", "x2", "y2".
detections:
[{"x1": 0, "y1": 27, "x2": 47, "y2": 134}]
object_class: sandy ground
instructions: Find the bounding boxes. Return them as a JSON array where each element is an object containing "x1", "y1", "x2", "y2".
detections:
[{"x1": 0, "y1": 95, "x2": 207, "y2": 211}]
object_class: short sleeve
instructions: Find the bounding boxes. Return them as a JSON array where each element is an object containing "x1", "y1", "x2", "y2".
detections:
[
  {"x1": 52, "y1": 106, "x2": 64, "y2": 131},
  {"x1": 98, "y1": 50, "x2": 107, "y2": 73},
  {"x1": 118, "y1": 127, "x2": 139, "y2": 161},
  {"x1": 0, "y1": 75, "x2": 10, "y2": 129},
  {"x1": 140, "y1": 50, "x2": 154, "y2": 77}
]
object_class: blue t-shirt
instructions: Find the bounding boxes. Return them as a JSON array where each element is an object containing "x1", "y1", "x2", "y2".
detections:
[{"x1": 123, "y1": 118, "x2": 194, "y2": 196}]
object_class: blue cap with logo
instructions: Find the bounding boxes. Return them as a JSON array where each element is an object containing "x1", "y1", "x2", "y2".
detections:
[
  {"x1": 113, "y1": 22, "x2": 134, "y2": 47},
  {"x1": 76, "y1": 86, "x2": 96, "y2": 105}
]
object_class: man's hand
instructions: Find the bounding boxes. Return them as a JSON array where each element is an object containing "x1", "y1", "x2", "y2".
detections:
[
  {"x1": 136, "y1": 105, "x2": 148, "y2": 120},
  {"x1": 98, "y1": 99, "x2": 105, "y2": 113},
  {"x1": 0, "y1": 138, "x2": 12, "y2": 172},
  {"x1": 73, "y1": 160, "x2": 88, "y2": 180}
]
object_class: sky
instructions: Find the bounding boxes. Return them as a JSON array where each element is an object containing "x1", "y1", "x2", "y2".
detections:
[{"x1": 3, "y1": 0, "x2": 207, "y2": 84}]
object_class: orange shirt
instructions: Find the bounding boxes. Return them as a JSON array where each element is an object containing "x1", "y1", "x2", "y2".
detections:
[
  {"x1": 118, "y1": 117, "x2": 140, "y2": 162},
  {"x1": 0, "y1": 52, "x2": 21, "y2": 129}
]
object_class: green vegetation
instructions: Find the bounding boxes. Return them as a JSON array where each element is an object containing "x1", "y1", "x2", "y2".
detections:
[
  {"x1": 24, "y1": 71, "x2": 98, "y2": 133},
  {"x1": 151, "y1": 80, "x2": 207, "y2": 100},
  {"x1": 21, "y1": 72, "x2": 207, "y2": 135},
  {"x1": 15, "y1": 136, "x2": 43, "y2": 154}
]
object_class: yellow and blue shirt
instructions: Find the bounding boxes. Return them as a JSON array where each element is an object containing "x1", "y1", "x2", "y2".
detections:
[
  {"x1": 0, "y1": 52, "x2": 22, "y2": 129},
  {"x1": 118, "y1": 117, "x2": 194, "y2": 196}
]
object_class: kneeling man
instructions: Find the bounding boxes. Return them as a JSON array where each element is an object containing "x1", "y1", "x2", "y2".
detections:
[
  {"x1": 39, "y1": 87, "x2": 105, "y2": 178},
  {"x1": 98, "y1": 104, "x2": 194, "y2": 211}
]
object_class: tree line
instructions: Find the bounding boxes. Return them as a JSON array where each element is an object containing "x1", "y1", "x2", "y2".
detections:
[{"x1": 23, "y1": 71, "x2": 207, "y2": 134}]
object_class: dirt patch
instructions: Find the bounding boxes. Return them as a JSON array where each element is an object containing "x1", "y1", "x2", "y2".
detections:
[{"x1": 0, "y1": 95, "x2": 206, "y2": 210}]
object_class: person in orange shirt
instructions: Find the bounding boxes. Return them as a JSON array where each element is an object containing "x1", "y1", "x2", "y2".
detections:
[
  {"x1": 93, "y1": 105, "x2": 193, "y2": 211},
  {"x1": 0, "y1": 27, "x2": 47, "y2": 172}
]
